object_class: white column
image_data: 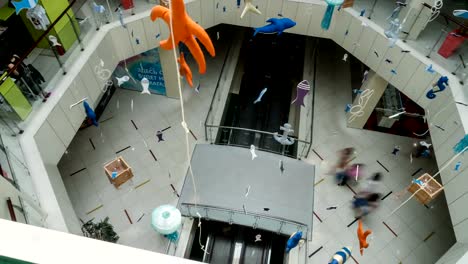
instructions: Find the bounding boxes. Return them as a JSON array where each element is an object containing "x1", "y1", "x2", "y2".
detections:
[{"x1": 159, "y1": 48, "x2": 181, "y2": 99}]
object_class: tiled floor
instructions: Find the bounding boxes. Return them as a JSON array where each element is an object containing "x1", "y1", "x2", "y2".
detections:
[
  {"x1": 304, "y1": 41, "x2": 455, "y2": 263},
  {"x1": 57, "y1": 31, "x2": 456, "y2": 263},
  {"x1": 57, "y1": 29, "x2": 231, "y2": 252}
]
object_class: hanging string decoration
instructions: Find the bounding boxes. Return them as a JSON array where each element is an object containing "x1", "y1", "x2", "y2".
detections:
[
  {"x1": 150, "y1": 0, "x2": 215, "y2": 254},
  {"x1": 240, "y1": 0, "x2": 261, "y2": 19},
  {"x1": 321, "y1": 0, "x2": 344, "y2": 30},
  {"x1": 347, "y1": 89, "x2": 374, "y2": 123}
]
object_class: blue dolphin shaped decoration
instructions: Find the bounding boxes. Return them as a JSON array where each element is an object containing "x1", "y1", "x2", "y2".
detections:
[
  {"x1": 253, "y1": 18, "x2": 296, "y2": 36},
  {"x1": 285, "y1": 231, "x2": 302, "y2": 253},
  {"x1": 11, "y1": 0, "x2": 38, "y2": 14},
  {"x1": 83, "y1": 101, "x2": 98, "y2": 127}
]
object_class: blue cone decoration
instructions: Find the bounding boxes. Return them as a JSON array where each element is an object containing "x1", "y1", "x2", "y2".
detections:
[{"x1": 321, "y1": 0, "x2": 344, "y2": 30}]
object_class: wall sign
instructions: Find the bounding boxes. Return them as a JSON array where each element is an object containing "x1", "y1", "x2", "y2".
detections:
[{"x1": 113, "y1": 47, "x2": 166, "y2": 96}]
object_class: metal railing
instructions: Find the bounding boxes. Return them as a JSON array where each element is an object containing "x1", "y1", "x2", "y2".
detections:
[
  {"x1": 205, "y1": 124, "x2": 311, "y2": 159},
  {"x1": 203, "y1": 36, "x2": 318, "y2": 161},
  {"x1": 352, "y1": 0, "x2": 468, "y2": 84},
  {"x1": 180, "y1": 203, "x2": 309, "y2": 238}
]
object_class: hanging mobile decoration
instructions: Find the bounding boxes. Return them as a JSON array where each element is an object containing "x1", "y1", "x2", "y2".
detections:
[
  {"x1": 426, "y1": 76, "x2": 448, "y2": 99},
  {"x1": 150, "y1": 0, "x2": 215, "y2": 74},
  {"x1": 11, "y1": 0, "x2": 38, "y2": 14},
  {"x1": 321, "y1": 0, "x2": 344, "y2": 30},
  {"x1": 240, "y1": 0, "x2": 261, "y2": 19},
  {"x1": 273, "y1": 123, "x2": 295, "y2": 145},
  {"x1": 357, "y1": 220, "x2": 371, "y2": 255},
  {"x1": 151, "y1": 205, "x2": 182, "y2": 242},
  {"x1": 285, "y1": 231, "x2": 303, "y2": 253},
  {"x1": 253, "y1": 18, "x2": 296, "y2": 36},
  {"x1": 291, "y1": 80, "x2": 310, "y2": 107}
]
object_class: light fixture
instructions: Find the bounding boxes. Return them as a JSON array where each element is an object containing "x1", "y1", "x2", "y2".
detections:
[{"x1": 389, "y1": 111, "x2": 406, "y2": 119}]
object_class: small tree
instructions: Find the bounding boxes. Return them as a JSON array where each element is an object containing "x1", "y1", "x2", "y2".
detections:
[{"x1": 81, "y1": 217, "x2": 119, "y2": 243}]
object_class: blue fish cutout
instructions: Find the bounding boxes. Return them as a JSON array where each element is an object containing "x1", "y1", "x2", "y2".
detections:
[
  {"x1": 455, "y1": 161, "x2": 462, "y2": 171},
  {"x1": 286, "y1": 231, "x2": 302, "y2": 253},
  {"x1": 412, "y1": 178, "x2": 424, "y2": 186},
  {"x1": 453, "y1": 10, "x2": 468, "y2": 19},
  {"x1": 391, "y1": 69, "x2": 397, "y2": 75},
  {"x1": 83, "y1": 101, "x2": 98, "y2": 127},
  {"x1": 11, "y1": 0, "x2": 37, "y2": 14},
  {"x1": 253, "y1": 18, "x2": 296, "y2": 36},
  {"x1": 454, "y1": 135, "x2": 468, "y2": 154},
  {"x1": 254, "y1": 88, "x2": 267, "y2": 104},
  {"x1": 345, "y1": 103, "x2": 352, "y2": 112},
  {"x1": 156, "y1": 130, "x2": 164, "y2": 142},
  {"x1": 223, "y1": 6, "x2": 226, "y2": 12},
  {"x1": 360, "y1": 9, "x2": 366, "y2": 16},
  {"x1": 195, "y1": 83, "x2": 201, "y2": 93},
  {"x1": 156, "y1": 33, "x2": 160, "y2": 39},
  {"x1": 425, "y1": 64, "x2": 435, "y2": 74},
  {"x1": 117, "y1": 7, "x2": 126, "y2": 28},
  {"x1": 92, "y1": 2, "x2": 105, "y2": 13}
]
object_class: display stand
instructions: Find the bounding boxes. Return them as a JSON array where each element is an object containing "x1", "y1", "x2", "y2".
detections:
[{"x1": 104, "y1": 156, "x2": 133, "y2": 188}]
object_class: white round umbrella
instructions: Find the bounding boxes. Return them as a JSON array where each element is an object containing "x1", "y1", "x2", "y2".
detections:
[{"x1": 151, "y1": 205, "x2": 182, "y2": 235}]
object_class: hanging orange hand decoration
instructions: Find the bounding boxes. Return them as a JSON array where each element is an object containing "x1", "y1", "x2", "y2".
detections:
[
  {"x1": 178, "y1": 52, "x2": 193, "y2": 87},
  {"x1": 150, "y1": 0, "x2": 215, "y2": 74},
  {"x1": 357, "y1": 220, "x2": 372, "y2": 255}
]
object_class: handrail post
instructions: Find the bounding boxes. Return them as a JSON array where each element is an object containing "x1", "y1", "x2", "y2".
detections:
[
  {"x1": 47, "y1": 40, "x2": 66, "y2": 75},
  {"x1": 66, "y1": 12, "x2": 84, "y2": 51}
]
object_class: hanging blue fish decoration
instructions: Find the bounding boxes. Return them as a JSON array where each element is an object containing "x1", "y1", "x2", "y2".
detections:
[
  {"x1": 285, "y1": 231, "x2": 302, "y2": 253},
  {"x1": 453, "y1": 10, "x2": 468, "y2": 19},
  {"x1": 83, "y1": 101, "x2": 98, "y2": 127}
]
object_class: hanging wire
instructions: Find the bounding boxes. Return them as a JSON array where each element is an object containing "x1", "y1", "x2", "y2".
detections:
[{"x1": 166, "y1": 0, "x2": 207, "y2": 254}]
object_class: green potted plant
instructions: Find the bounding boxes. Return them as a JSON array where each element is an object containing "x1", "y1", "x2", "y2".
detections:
[{"x1": 80, "y1": 217, "x2": 119, "y2": 243}]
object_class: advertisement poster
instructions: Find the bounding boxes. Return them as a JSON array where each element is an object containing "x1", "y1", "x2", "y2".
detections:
[{"x1": 113, "y1": 47, "x2": 166, "y2": 96}]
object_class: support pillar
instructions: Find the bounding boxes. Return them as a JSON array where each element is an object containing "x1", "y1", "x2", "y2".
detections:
[{"x1": 347, "y1": 71, "x2": 388, "y2": 129}]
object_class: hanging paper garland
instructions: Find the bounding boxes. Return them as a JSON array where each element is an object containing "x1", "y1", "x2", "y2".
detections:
[{"x1": 321, "y1": 0, "x2": 344, "y2": 30}]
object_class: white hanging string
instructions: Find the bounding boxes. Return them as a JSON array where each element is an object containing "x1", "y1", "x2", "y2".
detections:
[{"x1": 167, "y1": 0, "x2": 207, "y2": 254}]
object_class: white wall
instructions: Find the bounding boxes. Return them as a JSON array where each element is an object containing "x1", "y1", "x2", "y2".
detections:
[{"x1": 0, "y1": 219, "x2": 199, "y2": 264}]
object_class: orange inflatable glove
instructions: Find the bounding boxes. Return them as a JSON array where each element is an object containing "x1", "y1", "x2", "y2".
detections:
[
  {"x1": 150, "y1": 0, "x2": 215, "y2": 74},
  {"x1": 357, "y1": 220, "x2": 371, "y2": 255},
  {"x1": 178, "y1": 52, "x2": 193, "y2": 87}
]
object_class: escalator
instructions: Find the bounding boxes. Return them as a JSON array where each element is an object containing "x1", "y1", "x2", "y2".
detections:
[
  {"x1": 217, "y1": 29, "x2": 308, "y2": 157},
  {"x1": 188, "y1": 220, "x2": 288, "y2": 264}
]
